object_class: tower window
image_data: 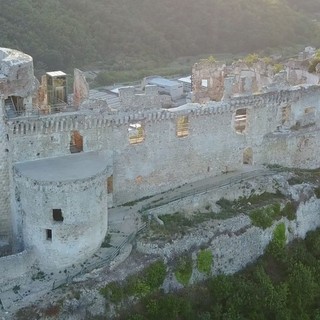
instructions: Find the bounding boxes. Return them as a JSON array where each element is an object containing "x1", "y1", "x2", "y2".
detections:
[
  {"x1": 53, "y1": 209, "x2": 64, "y2": 222},
  {"x1": 176, "y1": 116, "x2": 189, "y2": 137},
  {"x1": 46, "y1": 229, "x2": 52, "y2": 241}
]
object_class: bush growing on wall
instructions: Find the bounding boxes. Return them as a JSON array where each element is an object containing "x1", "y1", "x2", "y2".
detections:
[
  {"x1": 266, "y1": 222, "x2": 286, "y2": 259},
  {"x1": 174, "y1": 255, "x2": 193, "y2": 286},
  {"x1": 99, "y1": 260, "x2": 166, "y2": 302},
  {"x1": 197, "y1": 250, "x2": 213, "y2": 275}
]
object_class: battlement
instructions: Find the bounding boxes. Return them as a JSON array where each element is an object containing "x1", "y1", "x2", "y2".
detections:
[{"x1": 6, "y1": 84, "x2": 320, "y2": 137}]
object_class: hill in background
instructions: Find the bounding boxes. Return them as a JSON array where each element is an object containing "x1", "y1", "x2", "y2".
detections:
[{"x1": 1, "y1": 0, "x2": 320, "y2": 73}]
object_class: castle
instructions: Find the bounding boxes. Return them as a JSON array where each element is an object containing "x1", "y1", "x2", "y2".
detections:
[{"x1": 1, "y1": 47, "x2": 320, "y2": 272}]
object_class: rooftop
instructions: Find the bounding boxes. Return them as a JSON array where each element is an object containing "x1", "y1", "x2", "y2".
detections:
[{"x1": 15, "y1": 151, "x2": 108, "y2": 183}]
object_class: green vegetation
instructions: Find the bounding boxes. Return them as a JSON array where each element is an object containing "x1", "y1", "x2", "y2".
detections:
[
  {"x1": 197, "y1": 250, "x2": 213, "y2": 275},
  {"x1": 100, "y1": 260, "x2": 166, "y2": 302},
  {"x1": 118, "y1": 228, "x2": 320, "y2": 320},
  {"x1": 250, "y1": 203, "x2": 281, "y2": 229},
  {"x1": 101, "y1": 233, "x2": 112, "y2": 248},
  {"x1": 314, "y1": 187, "x2": 320, "y2": 199},
  {"x1": 174, "y1": 255, "x2": 193, "y2": 286},
  {"x1": 244, "y1": 53, "x2": 260, "y2": 66},
  {"x1": 1, "y1": 0, "x2": 319, "y2": 74},
  {"x1": 266, "y1": 223, "x2": 287, "y2": 259},
  {"x1": 271, "y1": 166, "x2": 320, "y2": 185},
  {"x1": 273, "y1": 63, "x2": 284, "y2": 74},
  {"x1": 144, "y1": 192, "x2": 292, "y2": 239},
  {"x1": 308, "y1": 52, "x2": 320, "y2": 73},
  {"x1": 31, "y1": 270, "x2": 45, "y2": 281},
  {"x1": 249, "y1": 201, "x2": 296, "y2": 229}
]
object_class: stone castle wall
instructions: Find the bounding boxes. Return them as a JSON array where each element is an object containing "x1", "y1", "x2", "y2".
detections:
[
  {"x1": 5, "y1": 85, "x2": 320, "y2": 207},
  {"x1": 0, "y1": 99, "x2": 11, "y2": 240}
]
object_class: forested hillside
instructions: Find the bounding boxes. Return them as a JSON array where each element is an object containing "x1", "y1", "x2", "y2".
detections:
[{"x1": 0, "y1": 0, "x2": 319, "y2": 71}]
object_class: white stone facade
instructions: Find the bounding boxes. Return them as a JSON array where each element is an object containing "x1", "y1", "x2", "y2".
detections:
[{"x1": 1, "y1": 47, "x2": 320, "y2": 270}]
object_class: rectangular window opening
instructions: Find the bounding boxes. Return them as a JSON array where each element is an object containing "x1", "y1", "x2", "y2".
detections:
[
  {"x1": 304, "y1": 106, "x2": 315, "y2": 115},
  {"x1": 107, "y1": 175, "x2": 113, "y2": 194},
  {"x1": 129, "y1": 122, "x2": 145, "y2": 144},
  {"x1": 53, "y1": 209, "x2": 64, "y2": 222},
  {"x1": 234, "y1": 108, "x2": 247, "y2": 133},
  {"x1": 176, "y1": 116, "x2": 189, "y2": 137},
  {"x1": 46, "y1": 229, "x2": 52, "y2": 241}
]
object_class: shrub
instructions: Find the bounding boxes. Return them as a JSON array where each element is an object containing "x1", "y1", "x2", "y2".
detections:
[
  {"x1": 281, "y1": 202, "x2": 296, "y2": 220},
  {"x1": 244, "y1": 53, "x2": 260, "y2": 66},
  {"x1": 216, "y1": 198, "x2": 233, "y2": 210},
  {"x1": 174, "y1": 255, "x2": 193, "y2": 286},
  {"x1": 314, "y1": 187, "x2": 320, "y2": 199},
  {"x1": 266, "y1": 223, "x2": 286, "y2": 259},
  {"x1": 273, "y1": 63, "x2": 284, "y2": 74},
  {"x1": 250, "y1": 203, "x2": 281, "y2": 229},
  {"x1": 197, "y1": 250, "x2": 213, "y2": 275},
  {"x1": 144, "y1": 260, "x2": 166, "y2": 290},
  {"x1": 100, "y1": 281, "x2": 124, "y2": 303}
]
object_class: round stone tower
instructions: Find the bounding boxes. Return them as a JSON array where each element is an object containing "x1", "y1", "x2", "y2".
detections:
[{"x1": 0, "y1": 48, "x2": 38, "y2": 253}]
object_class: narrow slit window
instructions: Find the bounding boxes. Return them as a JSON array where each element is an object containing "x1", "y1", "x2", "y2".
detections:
[
  {"x1": 53, "y1": 209, "x2": 64, "y2": 222},
  {"x1": 46, "y1": 229, "x2": 52, "y2": 241},
  {"x1": 107, "y1": 175, "x2": 113, "y2": 194},
  {"x1": 282, "y1": 105, "x2": 291, "y2": 124},
  {"x1": 129, "y1": 122, "x2": 145, "y2": 144},
  {"x1": 176, "y1": 116, "x2": 189, "y2": 137},
  {"x1": 234, "y1": 108, "x2": 247, "y2": 133}
]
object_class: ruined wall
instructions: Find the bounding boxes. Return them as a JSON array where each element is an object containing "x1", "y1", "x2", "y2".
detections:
[{"x1": 138, "y1": 182, "x2": 320, "y2": 277}]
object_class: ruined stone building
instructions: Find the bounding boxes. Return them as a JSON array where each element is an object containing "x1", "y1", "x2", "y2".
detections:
[{"x1": 1, "y1": 47, "x2": 320, "y2": 272}]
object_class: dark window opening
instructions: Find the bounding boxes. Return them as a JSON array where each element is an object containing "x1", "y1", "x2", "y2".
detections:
[
  {"x1": 46, "y1": 229, "x2": 52, "y2": 241},
  {"x1": 107, "y1": 175, "x2": 113, "y2": 194},
  {"x1": 53, "y1": 209, "x2": 64, "y2": 222},
  {"x1": 243, "y1": 147, "x2": 253, "y2": 165},
  {"x1": 70, "y1": 130, "x2": 83, "y2": 153}
]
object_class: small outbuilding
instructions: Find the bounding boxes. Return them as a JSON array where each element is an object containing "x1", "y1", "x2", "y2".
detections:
[{"x1": 145, "y1": 77, "x2": 183, "y2": 100}]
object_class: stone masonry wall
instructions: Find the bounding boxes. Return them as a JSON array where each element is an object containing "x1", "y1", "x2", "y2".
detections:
[
  {"x1": 0, "y1": 99, "x2": 11, "y2": 241},
  {"x1": 5, "y1": 85, "x2": 320, "y2": 207},
  {"x1": 14, "y1": 164, "x2": 109, "y2": 270}
]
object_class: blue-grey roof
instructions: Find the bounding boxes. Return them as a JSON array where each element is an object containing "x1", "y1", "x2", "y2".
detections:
[{"x1": 148, "y1": 77, "x2": 181, "y2": 87}]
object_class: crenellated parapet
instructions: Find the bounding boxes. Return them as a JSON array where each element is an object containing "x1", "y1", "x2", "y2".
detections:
[{"x1": 6, "y1": 84, "x2": 320, "y2": 137}]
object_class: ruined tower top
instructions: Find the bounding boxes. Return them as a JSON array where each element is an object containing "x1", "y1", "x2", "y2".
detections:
[{"x1": 0, "y1": 47, "x2": 37, "y2": 99}]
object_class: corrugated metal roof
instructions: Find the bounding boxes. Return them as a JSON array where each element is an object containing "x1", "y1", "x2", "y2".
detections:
[
  {"x1": 178, "y1": 76, "x2": 191, "y2": 84},
  {"x1": 89, "y1": 89, "x2": 120, "y2": 109},
  {"x1": 46, "y1": 71, "x2": 66, "y2": 77},
  {"x1": 148, "y1": 77, "x2": 181, "y2": 87}
]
